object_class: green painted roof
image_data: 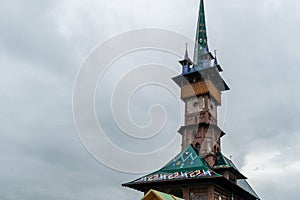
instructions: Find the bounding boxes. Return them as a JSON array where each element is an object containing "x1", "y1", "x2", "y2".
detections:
[
  {"x1": 213, "y1": 152, "x2": 247, "y2": 179},
  {"x1": 160, "y1": 145, "x2": 210, "y2": 173},
  {"x1": 154, "y1": 190, "x2": 185, "y2": 200},
  {"x1": 131, "y1": 145, "x2": 221, "y2": 184},
  {"x1": 193, "y1": 0, "x2": 208, "y2": 66},
  {"x1": 142, "y1": 189, "x2": 185, "y2": 200},
  {"x1": 237, "y1": 180, "x2": 260, "y2": 199},
  {"x1": 214, "y1": 152, "x2": 238, "y2": 171}
]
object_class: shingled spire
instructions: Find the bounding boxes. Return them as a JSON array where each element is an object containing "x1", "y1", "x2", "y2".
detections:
[{"x1": 193, "y1": 0, "x2": 208, "y2": 67}]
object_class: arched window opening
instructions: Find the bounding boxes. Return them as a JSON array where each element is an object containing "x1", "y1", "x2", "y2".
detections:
[{"x1": 195, "y1": 143, "x2": 201, "y2": 154}]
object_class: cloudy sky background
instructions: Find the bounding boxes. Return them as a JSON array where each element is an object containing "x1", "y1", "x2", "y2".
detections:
[{"x1": 1, "y1": 0, "x2": 300, "y2": 199}]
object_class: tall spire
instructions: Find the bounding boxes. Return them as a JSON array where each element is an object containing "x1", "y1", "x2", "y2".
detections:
[{"x1": 193, "y1": 0, "x2": 208, "y2": 67}]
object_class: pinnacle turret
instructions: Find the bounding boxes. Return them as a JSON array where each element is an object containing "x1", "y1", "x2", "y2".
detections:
[{"x1": 179, "y1": 44, "x2": 193, "y2": 74}]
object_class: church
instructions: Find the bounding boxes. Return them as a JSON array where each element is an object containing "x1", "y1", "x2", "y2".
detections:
[{"x1": 122, "y1": 1, "x2": 260, "y2": 199}]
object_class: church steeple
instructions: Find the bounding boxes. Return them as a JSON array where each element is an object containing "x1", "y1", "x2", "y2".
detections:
[
  {"x1": 173, "y1": 0, "x2": 230, "y2": 165},
  {"x1": 193, "y1": 0, "x2": 208, "y2": 67},
  {"x1": 123, "y1": 1, "x2": 260, "y2": 199}
]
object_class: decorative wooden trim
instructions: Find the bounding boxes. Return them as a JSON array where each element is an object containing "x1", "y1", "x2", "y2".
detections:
[{"x1": 181, "y1": 80, "x2": 221, "y2": 104}]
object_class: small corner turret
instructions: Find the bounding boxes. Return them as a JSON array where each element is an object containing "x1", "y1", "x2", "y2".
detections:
[{"x1": 179, "y1": 44, "x2": 193, "y2": 75}]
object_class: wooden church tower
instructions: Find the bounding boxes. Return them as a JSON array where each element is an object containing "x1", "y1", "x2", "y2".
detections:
[{"x1": 123, "y1": 1, "x2": 260, "y2": 200}]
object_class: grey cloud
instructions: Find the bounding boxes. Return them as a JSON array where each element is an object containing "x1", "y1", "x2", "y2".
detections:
[{"x1": 1, "y1": 0, "x2": 299, "y2": 199}]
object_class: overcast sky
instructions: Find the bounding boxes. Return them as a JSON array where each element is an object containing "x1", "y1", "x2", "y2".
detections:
[{"x1": 1, "y1": 0, "x2": 300, "y2": 199}]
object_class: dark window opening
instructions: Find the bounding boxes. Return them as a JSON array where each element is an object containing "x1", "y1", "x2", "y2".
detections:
[{"x1": 195, "y1": 143, "x2": 201, "y2": 154}]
